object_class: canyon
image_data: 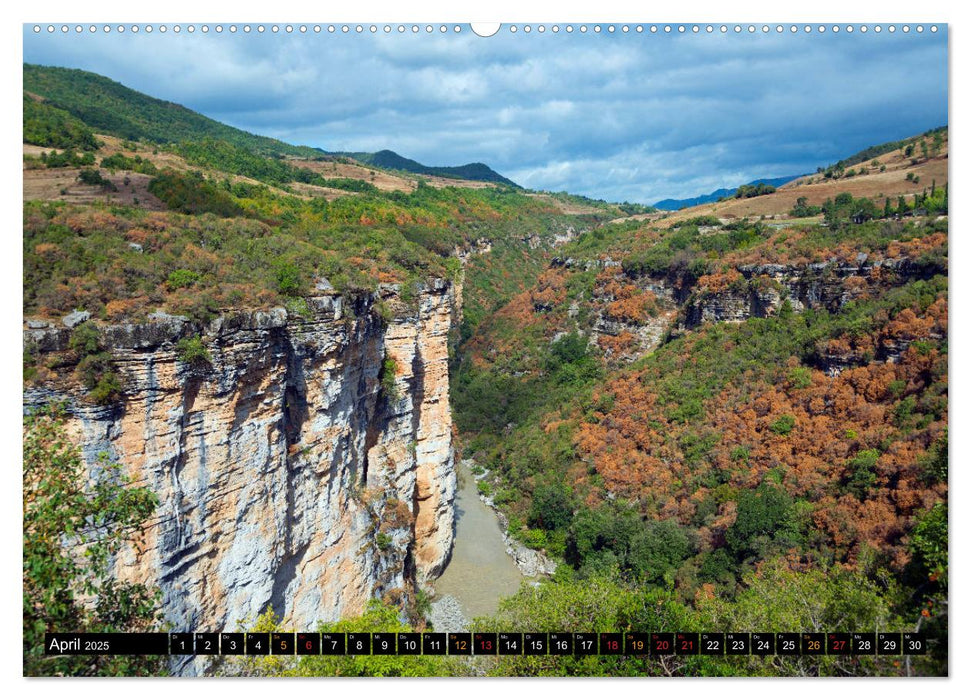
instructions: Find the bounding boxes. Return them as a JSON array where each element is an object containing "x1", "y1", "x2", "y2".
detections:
[
  {"x1": 24, "y1": 280, "x2": 458, "y2": 671},
  {"x1": 22, "y1": 237, "x2": 946, "y2": 669}
]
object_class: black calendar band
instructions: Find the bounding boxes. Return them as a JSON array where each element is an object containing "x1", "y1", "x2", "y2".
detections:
[{"x1": 44, "y1": 632, "x2": 928, "y2": 656}]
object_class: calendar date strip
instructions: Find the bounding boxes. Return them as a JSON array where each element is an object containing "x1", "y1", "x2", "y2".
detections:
[{"x1": 45, "y1": 631, "x2": 928, "y2": 656}]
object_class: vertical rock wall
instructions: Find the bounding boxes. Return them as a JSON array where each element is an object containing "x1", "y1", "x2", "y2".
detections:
[{"x1": 23, "y1": 282, "x2": 457, "y2": 670}]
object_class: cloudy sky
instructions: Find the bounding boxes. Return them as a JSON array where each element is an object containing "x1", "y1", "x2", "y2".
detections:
[{"x1": 23, "y1": 25, "x2": 948, "y2": 204}]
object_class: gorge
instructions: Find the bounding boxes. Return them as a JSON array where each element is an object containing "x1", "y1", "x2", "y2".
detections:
[{"x1": 21, "y1": 64, "x2": 949, "y2": 677}]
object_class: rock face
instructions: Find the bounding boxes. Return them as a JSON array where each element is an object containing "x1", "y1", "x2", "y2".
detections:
[
  {"x1": 548, "y1": 252, "x2": 944, "y2": 367},
  {"x1": 682, "y1": 256, "x2": 944, "y2": 329},
  {"x1": 23, "y1": 282, "x2": 457, "y2": 673}
]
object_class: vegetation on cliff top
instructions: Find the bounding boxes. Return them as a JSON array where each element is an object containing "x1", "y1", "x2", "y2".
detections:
[{"x1": 23, "y1": 182, "x2": 593, "y2": 324}]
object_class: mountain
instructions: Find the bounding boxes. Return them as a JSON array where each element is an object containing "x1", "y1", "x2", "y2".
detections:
[
  {"x1": 24, "y1": 64, "x2": 518, "y2": 187},
  {"x1": 653, "y1": 175, "x2": 802, "y2": 210},
  {"x1": 23, "y1": 64, "x2": 323, "y2": 157},
  {"x1": 343, "y1": 149, "x2": 519, "y2": 187}
]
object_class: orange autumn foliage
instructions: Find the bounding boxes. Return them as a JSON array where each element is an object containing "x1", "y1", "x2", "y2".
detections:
[{"x1": 574, "y1": 299, "x2": 947, "y2": 570}]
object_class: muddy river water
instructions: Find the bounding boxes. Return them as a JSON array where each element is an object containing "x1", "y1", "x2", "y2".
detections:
[{"x1": 431, "y1": 460, "x2": 523, "y2": 621}]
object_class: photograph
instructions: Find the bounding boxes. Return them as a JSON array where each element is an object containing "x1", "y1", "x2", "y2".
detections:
[{"x1": 21, "y1": 18, "x2": 948, "y2": 678}]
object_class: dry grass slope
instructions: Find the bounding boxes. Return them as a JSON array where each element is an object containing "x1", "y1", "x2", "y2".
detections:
[
  {"x1": 24, "y1": 134, "x2": 502, "y2": 210},
  {"x1": 610, "y1": 131, "x2": 949, "y2": 228}
]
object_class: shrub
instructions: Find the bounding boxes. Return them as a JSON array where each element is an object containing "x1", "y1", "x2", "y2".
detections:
[
  {"x1": 769, "y1": 414, "x2": 796, "y2": 436},
  {"x1": 147, "y1": 170, "x2": 243, "y2": 217},
  {"x1": 69, "y1": 323, "x2": 101, "y2": 356},
  {"x1": 787, "y1": 366, "x2": 812, "y2": 389},
  {"x1": 70, "y1": 325, "x2": 123, "y2": 404},
  {"x1": 527, "y1": 482, "x2": 574, "y2": 530},
  {"x1": 380, "y1": 355, "x2": 399, "y2": 402},
  {"x1": 100, "y1": 152, "x2": 158, "y2": 175},
  {"x1": 274, "y1": 261, "x2": 303, "y2": 297},
  {"x1": 88, "y1": 372, "x2": 123, "y2": 405},
  {"x1": 167, "y1": 269, "x2": 201, "y2": 289},
  {"x1": 175, "y1": 336, "x2": 212, "y2": 367},
  {"x1": 730, "y1": 445, "x2": 750, "y2": 462},
  {"x1": 77, "y1": 168, "x2": 116, "y2": 191},
  {"x1": 520, "y1": 528, "x2": 548, "y2": 550}
]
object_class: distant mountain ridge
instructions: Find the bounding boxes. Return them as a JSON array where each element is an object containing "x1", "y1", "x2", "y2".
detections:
[
  {"x1": 23, "y1": 63, "x2": 518, "y2": 187},
  {"x1": 653, "y1": 175, "x2": 802, "y2": 211},
  {"x1": 341, "y1": 149, "x2": 519, "y2": 187}
]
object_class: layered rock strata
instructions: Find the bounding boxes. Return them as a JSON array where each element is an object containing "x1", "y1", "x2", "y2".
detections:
[{"x1": 23, "y1": 282, "x2": 457, "y2": 669}]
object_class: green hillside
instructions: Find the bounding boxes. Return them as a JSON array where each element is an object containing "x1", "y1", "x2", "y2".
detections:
[
  {"x1": 821, "y1": 125, "x2": 948, "y2": 174},
  {"x1": 24, "y1": 64, "x2": 323, "y2": 156},
  {"x1": 24, "y1": 65, "x2": 520, "y2": 187}
]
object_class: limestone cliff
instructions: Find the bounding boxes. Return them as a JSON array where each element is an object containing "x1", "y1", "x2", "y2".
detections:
[
  {"x1": 23, "y1": 281, "x2": 457, "y2": 665},
  {"x1": 545, "y1": 251, "x2": 945, "y2": 368},
  {"x1": 681, "y1": 255, "x2": 944, "y2": 328}
]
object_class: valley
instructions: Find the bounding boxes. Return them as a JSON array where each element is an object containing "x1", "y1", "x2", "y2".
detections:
[{"x1": 22, "y1": 63, "x2": 948, "y2": 678}]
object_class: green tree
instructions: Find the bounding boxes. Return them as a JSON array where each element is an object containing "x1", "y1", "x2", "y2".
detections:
[
  {"x1": 628, "y1": 519, "x2": 692, "y2": 583},
  {"x1": 907, "y1": 502, "x2": 948, "y2": 673},
  {"x1": 726, "y1": 484, "x2": 800, "y2": 561},
  {"x1": 475, "y1": 576, "x2": 698, "y2": 677},
  {"x1": 274, "y1": 261, "x2": 303, "y2": 297},
  {"x1": 696, "y1": 558, "x2": 910, "y2": 676},
  {"x1": 845, "y1": 448, "x2": 880, "y2": 499},
  {"x1": 566, "y1": 507, "x2": 691, "y2": 582},
  {"x1": 910, "y1": 502, "x2": 947, "y2": 585},
  {"x1": 789, "y1": 197, "x2": 821, "y2": 218},
  {"x1": 23, "y1": 407, "x2": 163, "y2": 676},
  {"x1": 528, "y1": 482, "x2": 575, "y2": 530},
  {"x1": 175, "y1": 335, "x2": 212, "y2": 368}
]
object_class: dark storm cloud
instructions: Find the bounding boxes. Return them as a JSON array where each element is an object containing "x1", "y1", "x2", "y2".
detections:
[{"x1": 23, "y1": 25, "x2": 947, "y2": 203}]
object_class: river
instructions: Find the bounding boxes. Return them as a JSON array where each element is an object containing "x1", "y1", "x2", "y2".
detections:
[{"x1": 429, "y1": 459, "x2": 524, "y2": 625}]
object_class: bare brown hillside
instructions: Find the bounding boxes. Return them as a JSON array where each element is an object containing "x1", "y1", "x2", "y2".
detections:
[
  {"x1": 24, "y1": 133, "x2": 500, "y2": 208},
  {"x1": 617, "y1": 131, "x2": 949, "y2": 227},
  {"x1": 24, "y1": 135, "x2": 297, "y2": 207}
]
